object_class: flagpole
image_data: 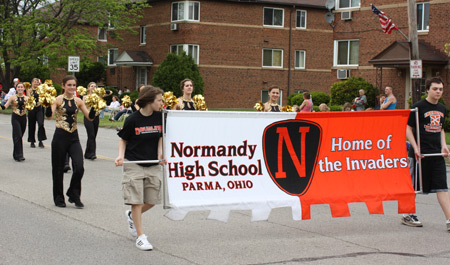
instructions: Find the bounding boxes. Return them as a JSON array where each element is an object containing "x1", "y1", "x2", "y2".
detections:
[{"x1": 396, "y1": 28, "x2": 409, "y2": 41}]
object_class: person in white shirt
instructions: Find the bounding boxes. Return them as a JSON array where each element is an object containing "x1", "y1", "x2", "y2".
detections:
[
  {"x1": 100, "y1": 95, "x2": 121, "y2": 118},
  {"x1": 4, "y1": 78, "x2": 19, "y2": 102}
]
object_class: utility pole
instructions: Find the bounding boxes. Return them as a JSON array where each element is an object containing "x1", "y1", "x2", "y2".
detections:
[{"x1": 408, "y1": 0, "x2": 421, "y2": 105}]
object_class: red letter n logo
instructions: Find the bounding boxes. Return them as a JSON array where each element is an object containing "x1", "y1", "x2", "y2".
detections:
[{"x1": 275, "y1": 127, "x2": 310, "y2": 179}]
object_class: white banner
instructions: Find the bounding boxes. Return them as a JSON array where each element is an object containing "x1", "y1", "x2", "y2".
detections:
[{"x1": 164, "y1": 111, "x2": 301, "y2": 222}]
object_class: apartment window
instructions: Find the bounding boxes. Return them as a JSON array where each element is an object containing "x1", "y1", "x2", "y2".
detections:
[
  {"x1": 172, "y1": 1, "x2": 200, "y2": 22},
  {"x1": 295, "y1": 50, "x2": 305, "y2": 69},
  {"x1": 417, "y1": 2, "x2": 430, "y2": 32},
  {"x1": 263, "y1": 8, "x2": 284, "y2": 27},
  {"x1": 262, "y1": 49, "x2": 283, "y2": 68},
  {"x1": 108, "y1": 48, "x2": 118, "y2": 66},
  {"x1": 170, "y1": 44, "x2": 199, "y2": 64},
  {"x1": 140, "y1": 26, "x2": 146, "y2": 44},
  {"x1": 334, "y1": 40, "x2": 359, "y2": 66},
  {"x1": 98, "y1": 27, "x2": 107, "y2": 41},
  {"x1": 296, "y1": 10, "x2": 307, "y2": 29},
  {"x1": 337, "y1": 0, "x2": 360, "y2": 9}
]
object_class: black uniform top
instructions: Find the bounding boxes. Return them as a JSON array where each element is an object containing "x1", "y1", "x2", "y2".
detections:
[
  {"x1": 118, "y1": 110, "x2": 162, "y2": 167},
  {"x1": 13, "y1": 95, "x2": 26, "y2": 116},
  {"x1": 408, "y1": 99, "x2": 447, "y2": 154},
  {"x1": 55, "y1": 96, "x2": 78, "y2": 133},
  {"x1": 181, "y1": 99, "x2": 196, "y2": 110},
  {"x1": 269, "y1": 103, "x2": 281, "y2": 112}
]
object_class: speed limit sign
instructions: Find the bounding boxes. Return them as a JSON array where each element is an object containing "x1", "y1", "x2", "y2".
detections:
[{"x1": 68, "y1": 56, "x2": 80, "y2": 72}]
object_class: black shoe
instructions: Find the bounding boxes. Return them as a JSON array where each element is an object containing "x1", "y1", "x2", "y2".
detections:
[
  {"x1": 30, "y1": 142, "x2": 36, "y2": 148},
  {"x1": 63, "y1": 165, "x2": 71, "y2": 173},
  {"x1": 89, "y1": 156, "x2": 97, "y2": 160},
  {"x1": 38, "y1": 141, "x2": 44, "y2": 148},
  {"x1": 15, "y1": 157, "x2": 25, "y2": 162},
  {"x1": 55, "y1": 201, "x2": 66, "y2": 207},
  {"x1": 116, "y1": 127, "x2": 122, "y2": 132},
  {"x1": 68, "y1": 197, "x2": 84, "y2": 208}
]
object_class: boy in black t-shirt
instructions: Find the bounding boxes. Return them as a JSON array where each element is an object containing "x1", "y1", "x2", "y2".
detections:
[
  {"x1": 405, "y1": 77, "x2": 450, "y2": 232},
  {"x1": 115, "y1": 86, "x2": 165, "y2": 250}
]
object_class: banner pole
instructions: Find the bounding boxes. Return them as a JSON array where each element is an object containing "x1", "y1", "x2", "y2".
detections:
[
  {"x1": 413, "y1": 107, "x2": 423, "y2": 194},
  {"x1": 162, "y1": 109, "x2": 170, "y2": 209}
]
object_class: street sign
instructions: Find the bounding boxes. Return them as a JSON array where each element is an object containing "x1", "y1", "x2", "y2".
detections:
[
  {"x1": 68, "y1": 56, "x2": 80, "y2": 72},
  {"x1": 410, "y1": 59, "x2": 422, "y2": 79}
]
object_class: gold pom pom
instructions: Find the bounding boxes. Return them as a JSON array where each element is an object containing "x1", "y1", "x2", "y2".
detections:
[
  {"x1": 193, "y1": 94, "x2": 208, "y2": 111},
  {"x1": 44, "y1": 80, "x2": 53, "y2": 87},
  {"x1": 25, "y1": 96, "x2": 36, "y2": 111},
  {"x1": 254, "y1": 101, "x2": 264, "y2": 112},
  {"x1": 23, "y1": 82, "x2": 31, "y2": 90},
  {"x1": 85, "y1": 93, "x2": 106, "y2": 112},
  {"x1": 77, "y1": 86, "x2": 87, "y2": 96},
  {"x1": 282, "y1": 105, "x2": 294, "y2": 112},
  {"x1": 38, "y1": 85, "x2": 56, "y2": 107},
  {"x1": 93, "y1": 87, "x2": 106, "y2": 98},
  {"x1": 162, "y1": 91, "x2": 179, "y2": 109},
  {"x1": 121, "y1": 95, "x2": 132, "y2": 108}
]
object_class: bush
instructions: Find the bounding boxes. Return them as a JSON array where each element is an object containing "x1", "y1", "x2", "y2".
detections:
[
  {"x1": 310, "y1": 91, "x2": 330, "y2": 105},
  {"x1": 152, "y1": 53, "x2": 204, "y2": 96},
  {"x1": 330, "y1": 76, "x2": 378, "y2": 107},
  {"x1": 288, "y1": 93, "x2": 304, "y2": 106},
  {"x1": 54, "y1": 83, "x2": 62, "y2": 95}
]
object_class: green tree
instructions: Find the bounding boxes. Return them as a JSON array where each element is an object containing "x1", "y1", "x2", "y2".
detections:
[
  {"x1": 75, "y1": 61, "x2": 106, "y2": 87},
  {"x1": 0, "y1": 0, "x2": 147, "y2": 92},
  {"x1": 152, "y1": 53, "x2": 204, "y2": 96},
  {"x1": 330, "y1": 77, "x2": 378, "y2": 107}
]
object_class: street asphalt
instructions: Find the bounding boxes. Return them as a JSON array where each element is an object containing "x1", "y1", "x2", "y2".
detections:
[{"x1": 0, "y1": 113, "x2": 449, "y2": 265}]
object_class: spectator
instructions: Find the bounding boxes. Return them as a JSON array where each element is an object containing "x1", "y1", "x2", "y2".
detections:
[
  {"x1": 353, "y1": 89, "x2": 367, "y2": 111},
  {"x1": 298, "y1": 92, "x2": 312, "y2": 112},
  {"x1": 100, "y1": 95, "x2": 121, "y2": 118},
  {"x1": 4, "y1": 78, "x2": 19, "y2": 102},
  {"x1": 319, "y1": 103, "x2": 330, "y2": 112},
  {"x1": 380, "y1": 86, "x2": 397, "y2": 110},
  {"x1": 343, "y1": 102, "x2": 352, "y2": 111}
]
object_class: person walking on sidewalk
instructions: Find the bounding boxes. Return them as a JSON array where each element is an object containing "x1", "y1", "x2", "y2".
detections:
[
  {"x1": 404, "y1": 77, "x2": 450, "y2": 232},
  {"x1": 115, "y1": 85, "x2": 164, "y2": 250}
]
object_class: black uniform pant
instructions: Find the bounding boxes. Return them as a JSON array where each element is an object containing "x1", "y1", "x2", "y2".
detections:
[
  {"x1": 51, "y1": 128, "x2": 84, "y2": 204},
  {"x1": 28, "y1": 106, "x2": 47, "y2": 143},
  {"x1": 84, "y1": 116, "x2": 99, "y2": 159},
  {"x1": 11, "y1": 113, "x2": 26, "y2": 160}
]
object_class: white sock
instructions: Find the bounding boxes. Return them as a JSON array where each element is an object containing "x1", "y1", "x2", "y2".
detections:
[{"x1": 446, "y1": 218, "x2": 450, "y2": 223}]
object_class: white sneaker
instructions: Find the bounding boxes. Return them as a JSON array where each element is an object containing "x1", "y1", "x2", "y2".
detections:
[
  {"x1": 446, "y1": 219, "x2": 450, "y2": 232},
  {"x1": 125, "y1": 210, "x2": 137, "y2": 237},
  {"x1": 136, "y1": 234, "x2": 153, "y2": 250},
  {"x1": 401, "y1": 214, "x2": 423, "y2": 227}
]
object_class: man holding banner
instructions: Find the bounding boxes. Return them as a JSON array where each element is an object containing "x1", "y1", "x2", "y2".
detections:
[{"x1": 406, "y1": 77, "x2": 450, "y2": 232}]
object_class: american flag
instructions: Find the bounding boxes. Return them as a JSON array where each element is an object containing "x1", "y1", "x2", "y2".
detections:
[{"x1": 371, "y1": 4, "x2": 399, "y2": 34}]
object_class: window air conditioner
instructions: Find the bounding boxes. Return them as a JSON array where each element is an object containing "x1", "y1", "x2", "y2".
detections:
[
  {"x1": 341, "y1": 11, "x2": 352, "y2": 21},
  {"x1": 337, "y1": 69, "x2": 349, "y2": 79},
  {"x1": 170, "y1": 23, "x2": 178, "y2": 31}
]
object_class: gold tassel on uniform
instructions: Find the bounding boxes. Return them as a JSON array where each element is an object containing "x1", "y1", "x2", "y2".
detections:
[
  {"x1": 162, "y1": 91, "x2": 178, "y2": 109},
  {"x1": 254, "y1": 101, "x2": 264, "y2": 112},
  {"x1": 23, "y1": 82, "x2": 31, "y2": 90},
  {"x1": 193, "y1": 94, "x2": 208, "y2": 111},
  {"x1": 121, "y1": 95, "x2": 132, "y2": 108}
]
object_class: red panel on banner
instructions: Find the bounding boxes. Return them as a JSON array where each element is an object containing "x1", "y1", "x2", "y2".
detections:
[{"x1": 292, "y1": 110, "x2": 416, "y2": 219}]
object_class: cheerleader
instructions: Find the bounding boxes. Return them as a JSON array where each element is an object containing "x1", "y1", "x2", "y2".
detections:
[
  {"x1": 27, "y1": 78, "x2": 47, "y2": 148},
  {"x1": 115, "y1": 86, "x2": 164, "y2": 250},
  {"x1": 264, "y1": 85, "x2": 282, "y2": 112},
  {"x1": 83, "y1": 82, "x2": 112, "y2": 160},
  {"x1": 173, "y1": 79, "x2": 196, "y2": 110},
  {"x1": 1, "y1": 82, "x2": 28, "y2": 161},
  {"x1": 47, "y1": 76, "x2": 95, "y2": 208}
]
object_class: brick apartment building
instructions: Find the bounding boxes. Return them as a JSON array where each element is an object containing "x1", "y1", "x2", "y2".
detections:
[
  {"x1": 99, "y1": 0, "x2": 450, "y2": 109},
  {"x1": 331, "y1": 0, "x2": 450, "y2": 108}
]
